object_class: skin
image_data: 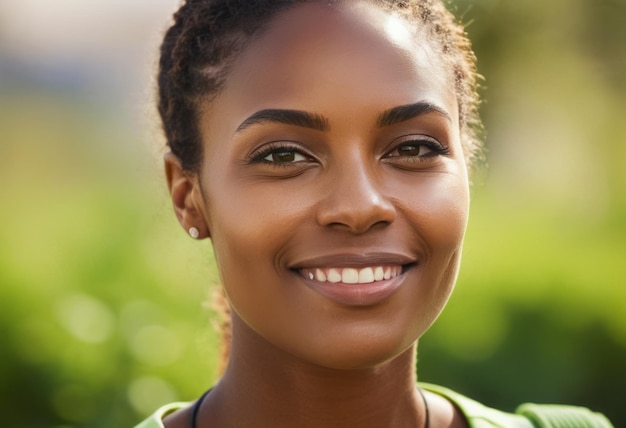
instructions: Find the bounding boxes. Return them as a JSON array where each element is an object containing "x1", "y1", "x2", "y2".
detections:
[{"x1": 164, "y1": 2, "x2": 470, "y2": 427}]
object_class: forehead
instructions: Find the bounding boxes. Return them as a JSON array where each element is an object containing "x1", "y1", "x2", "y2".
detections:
[{"x1": 206, "y1": 1, "x2": 456, "y2": 131}]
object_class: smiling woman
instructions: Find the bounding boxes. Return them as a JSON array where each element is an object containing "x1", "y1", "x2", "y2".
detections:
[{"x1": 136, "y1": 1, "x2": 614, "y2": 427}]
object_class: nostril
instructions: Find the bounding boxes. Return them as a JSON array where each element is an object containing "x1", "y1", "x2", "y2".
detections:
[
  {"x1": 315, "y1": 167, "x2": 396, "y2": 233},
  {"x1": 320, "y1": 209, "x2": 395, "y2": 234}
]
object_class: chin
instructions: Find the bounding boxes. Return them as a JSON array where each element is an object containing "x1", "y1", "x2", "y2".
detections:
[{"x1": 291, "y1": 328, "x2": 418, "y2": 371}]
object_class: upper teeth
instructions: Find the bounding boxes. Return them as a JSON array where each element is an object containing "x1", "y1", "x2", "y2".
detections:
[{"x1": 301, "y1": 266, "x2": 402, "y2": 284}]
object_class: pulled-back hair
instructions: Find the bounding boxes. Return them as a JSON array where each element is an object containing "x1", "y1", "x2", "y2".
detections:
[{"x1": 158, "y1": 0, "x2": 483, "y2": 172}]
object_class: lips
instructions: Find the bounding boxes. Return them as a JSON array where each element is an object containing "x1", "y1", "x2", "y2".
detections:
[
  {"x1": 291, "y1": 253, "x2": 416, "y2": 306},
  {"x1": 299, "y1": 265, "x2": 403, "y2": 284}
]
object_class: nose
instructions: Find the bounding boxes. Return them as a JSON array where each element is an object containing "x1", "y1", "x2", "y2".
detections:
[{"x1": 316, "y1": 161, "x2": 396, "y2": 234}]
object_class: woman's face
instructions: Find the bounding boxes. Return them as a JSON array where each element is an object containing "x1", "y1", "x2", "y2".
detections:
[{"x1": 194, "y1": 2, "x2": 469, "y2": 369}]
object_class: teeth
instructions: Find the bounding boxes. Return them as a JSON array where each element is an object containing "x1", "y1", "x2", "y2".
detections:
[
  {"x1": 374, "y1": 266, "x2": 384, "y2": 281},
  {"x1": 315, "y1": 269, "x2": 326, "y2": 282},
  {"x1": 358, "y1": 267, "x2": 374, "y2": 283},
  {"x1": 327, "y1": 268, "x2": 342, "y2": 283},
  {"x1": 302, "y1": 265, "x2": 403, "y2": 284},
  {"x1": 342, "y1": 268, "x2": 359, "y2": 284}
]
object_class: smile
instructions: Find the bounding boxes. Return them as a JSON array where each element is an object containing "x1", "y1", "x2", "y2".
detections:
[
  {"x1": 294, "y1": 258, "x2": 415, "y2": 306},
  {"x1": 299, "y1": 266, "x2": 403, "y2": 285}
]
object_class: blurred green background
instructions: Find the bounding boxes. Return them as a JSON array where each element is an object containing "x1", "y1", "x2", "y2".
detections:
[{"x1": 0, "y1": 0, "x2": 624, "y2": 426}]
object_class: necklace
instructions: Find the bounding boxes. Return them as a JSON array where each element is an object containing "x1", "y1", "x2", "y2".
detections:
[
  {"x1": 418, "y1": 387, "x2": 431, "y2": 428},
  {"x1": 190, "y1": 389, "x2": 210, "y2": 428},
  {"x1": 190, "y1": 387, "x2": 430, "y2": 428}
]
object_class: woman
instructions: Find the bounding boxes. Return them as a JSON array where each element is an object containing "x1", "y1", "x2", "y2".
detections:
[{"x1": 137, "y1": 0, "x2": 613, "y2": 426}]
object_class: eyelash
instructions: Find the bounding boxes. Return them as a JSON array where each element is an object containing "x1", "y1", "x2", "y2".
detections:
[
  {"x1": 385, "y1": 137, "x2": 450, "y2": 160},
  {"x1": 250, "y1": 142, "x2": 312, "y2": 166},
  {"x1": 249, "y1": 137, "x2": 449, "y2": 167}
]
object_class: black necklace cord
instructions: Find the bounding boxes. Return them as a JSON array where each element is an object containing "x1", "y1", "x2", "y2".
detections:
[
  {"x1": 190, "y1": 389, "x2": 211, "y2": 428},
  {"x1": 418, "y1": 387, "x2": 431, "y2": 428}
]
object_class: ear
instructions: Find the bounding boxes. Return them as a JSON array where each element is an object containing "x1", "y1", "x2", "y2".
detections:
[{"x1": 164, "y1": 152, "x2": 210, "y2": 239}]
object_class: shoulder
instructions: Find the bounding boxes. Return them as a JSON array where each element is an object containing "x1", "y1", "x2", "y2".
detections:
[
  {"x1": 420, "y1": 383, "x2": 614, "y2": 428},
  {"x1": 421, "y1": 383, "x2": 533, "y2": 428},
  {"x1": 134, "y1": 402, "x2": 192, "y2": 428}
]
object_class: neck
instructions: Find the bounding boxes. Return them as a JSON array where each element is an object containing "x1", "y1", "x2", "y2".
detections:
[{"x1": 201, "y1": 314, "x2": 425, "y2": 428}]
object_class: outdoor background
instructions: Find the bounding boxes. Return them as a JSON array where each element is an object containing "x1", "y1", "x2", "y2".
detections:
[{"x1": 0, "y1": 0, "x2": 624, "y2": 426}]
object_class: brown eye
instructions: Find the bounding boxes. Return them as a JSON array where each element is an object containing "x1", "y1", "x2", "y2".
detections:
[
  {"x1": 396, "y1": 144, "x2": 432, "y2": 157},
  {"x1": 264, "y1": 150, "x2": 307, "y2": 163},
  {"x1": 385, "y1": 137, "x2": 449, "y2": 160}
]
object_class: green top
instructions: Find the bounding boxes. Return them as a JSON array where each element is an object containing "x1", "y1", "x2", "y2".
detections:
[{"x1": 134, "y1": 383, "x2": 613, "y2": 428}]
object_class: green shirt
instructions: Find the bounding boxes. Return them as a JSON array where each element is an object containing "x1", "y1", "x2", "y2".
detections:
[{"x1": 134, "y1": 383, "x2": 613, "y2": 428}]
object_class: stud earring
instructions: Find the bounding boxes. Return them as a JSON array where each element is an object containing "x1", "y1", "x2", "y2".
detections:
[{"x1": 189, "y1": 227, "x2": 200, "y2": 239}]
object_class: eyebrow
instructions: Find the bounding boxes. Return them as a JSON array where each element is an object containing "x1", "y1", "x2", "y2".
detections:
[
  {"x1": 376, "y1": 102, "x2": 451, "y2": 127},
  {"x1": 236, "y1": 109, "x2": 330, "y2": 133},
  {"x1": 235, "y1": 101, "x2": 450, "y2": 133}
]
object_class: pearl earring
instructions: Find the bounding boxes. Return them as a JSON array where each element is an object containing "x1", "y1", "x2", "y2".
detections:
[{"x1": 189, "y1": 227, "x2": 200, "y2": 239}]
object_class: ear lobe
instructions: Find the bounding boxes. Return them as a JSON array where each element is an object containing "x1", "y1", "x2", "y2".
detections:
[{"x1": 164, "y1": 152, "x2": 209, "y2": 239}]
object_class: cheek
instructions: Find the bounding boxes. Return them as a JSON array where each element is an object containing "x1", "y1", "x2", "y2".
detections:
[
  {"x1": 397, "y1": 170, "x2": 470, "y2": 251},
  {"x1": 399, "y1": 170, "x2": 470, "y2": 309},
  {"x1": 207, "y1": 182, "x2": 313, "y2": 266},
  {"x1": 207, "y1": 213, "x2": 284, "y2": 342},
  {"x1": 202, "y1": 180, "x2": 314, "y2": 326}
]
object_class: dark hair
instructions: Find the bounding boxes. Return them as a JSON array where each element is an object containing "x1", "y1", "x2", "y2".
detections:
[{"x1": 157, "y1": 0, "x2": 483, "y2": 172}]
